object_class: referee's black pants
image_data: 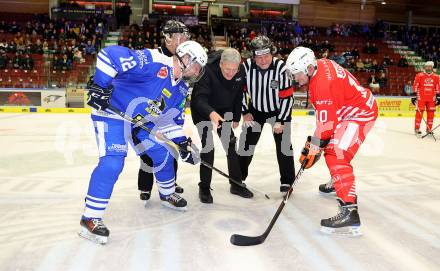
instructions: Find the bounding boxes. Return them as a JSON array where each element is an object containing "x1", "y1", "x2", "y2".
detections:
[
  {"x1": 238, "y1": 109, "x2": 294, "y2": 185},
  {"x1": 196, "y1": 121, "x2": 242, "y2": 189}
]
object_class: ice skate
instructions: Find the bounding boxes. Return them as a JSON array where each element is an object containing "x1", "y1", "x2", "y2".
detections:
[
  {"x1": 78, "y1": 217, "x2": 110, "y2": 245},
  {"x1": 319, "y1": 179, "x2": 335, "y2": 195},
  {"x1": 320, "y1": 199, "x2": 362, "y2": 237},
  {"x1": 160, "y1": 192, "x2": 187, "y2": 211}
]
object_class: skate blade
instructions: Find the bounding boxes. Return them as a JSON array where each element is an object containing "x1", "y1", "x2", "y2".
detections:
[
  {"x1": 160, "y1": 201, "x2": 187, "y2": 212},
  {"x1": 78, "y1": 228, "x2": 108, "y2": 245},
  {"x1": 320, "y1": 225, "x2": 362, "y2": 237},
  {"x1": 319, "y1": 191, "x2": 336, "y2": 196}
]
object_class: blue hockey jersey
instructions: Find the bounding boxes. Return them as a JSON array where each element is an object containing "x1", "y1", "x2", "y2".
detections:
[{"x1": 92, "y1": 45, "x2": 189, "y2": 141}]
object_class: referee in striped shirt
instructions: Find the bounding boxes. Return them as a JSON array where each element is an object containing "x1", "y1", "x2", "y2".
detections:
[{"x1": 239, "y1": 35, "x2": 295, "y2": 192}]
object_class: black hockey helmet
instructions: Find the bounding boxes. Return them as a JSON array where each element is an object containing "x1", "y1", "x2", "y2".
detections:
[
  {"x1": 161, "y1": 20, "x2": 190, "y2": 37},
  {"x1": 250, "y1": 35, "x2": 277, "y2": 57}
]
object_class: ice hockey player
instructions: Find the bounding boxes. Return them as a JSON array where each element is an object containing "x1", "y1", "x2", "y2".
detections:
[
  {"x1": 79, "y1": 40, "x2": 207, "y2": 244},
  {"x1": 285, "y1": 46, "x2": 378, "y2": 236},
  {"x1": 411, "y1": 61, "x2": 440, "y2": 137},
  {"x1": 134, "y1": 20, "x2": 190, "y2": 202}
]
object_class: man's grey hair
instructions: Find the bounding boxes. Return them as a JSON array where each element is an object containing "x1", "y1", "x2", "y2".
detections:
[{"x1": 220, "y1": 48, "x2": 241, "y2": 64}]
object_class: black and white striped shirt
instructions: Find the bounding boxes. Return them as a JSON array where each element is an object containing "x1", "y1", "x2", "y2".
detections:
[{"x1": 242, "y1": 57, "x2": 294, "y2": 122}]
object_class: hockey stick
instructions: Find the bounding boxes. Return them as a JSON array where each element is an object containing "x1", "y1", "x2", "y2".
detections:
[
  {"x1": 421, "y1": 123, "x2": 439, "y2": 139},
  {"x1": 107, "y1": 105, "x2": 270, "y2": 199},
  {"x1": 230, "y1": 159, "x2": 307, "y2": 246}
]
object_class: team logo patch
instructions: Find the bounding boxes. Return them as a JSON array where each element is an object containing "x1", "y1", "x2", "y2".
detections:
[
  {"x1": 162, "y1": 88, "x2": 172, "y2": 98},
  {"x1": 270, "y1": 80, "x2": 279, "y2": 89},
  {"x1": 157, "y1": 67, "x2": 168, "y2": 79},
  {"x1": 146, "y1": 96, "x2": 166, "y2": 117}
]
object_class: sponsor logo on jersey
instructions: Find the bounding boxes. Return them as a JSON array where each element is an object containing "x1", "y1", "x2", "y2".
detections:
[
  {"x1": 270, "y1": 80, "x2": 279, "y2": 89},
  {"x1": 146, "y1": 96, "x2": 166, "y2": 117},
  {"x1": 135, "y1": 50, "x2": 149, "y2": 68},
  {"x1": 179, "y1": 85, "x2": 188, "y2": 96},
  {"x1": 108, "y1": 143, "x2": 128, "y2": 152},
  {"x1": 179, "y1": 98, "x2": 186, "y2": 109},
  {"x1": 157, "y1": 67, "x2": 168, "y2": 79},
  {"x1": 162, "y1": 88, "x2": 172, "y2": 98},
  {"x1": 316, "y1": 99, "x2": 333, "y2": 105}
]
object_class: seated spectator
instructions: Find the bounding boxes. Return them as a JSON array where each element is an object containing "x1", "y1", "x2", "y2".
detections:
[
  {"x1": 0, "y1": 21, "x2": 8, "y2": 33},
  {"x1": 363, "y1": 42, "x2": 372, "y2": 54},
  {"x1": 21, "y1": 54, "x2": 34, "y2": 70},
  {"x1": 12, "y1": 53, "x2": 22, "y2": 69},
  {"x1": 60, "y1": 54, "x2": 72, "y2": 70},
  {"x1": 351, "y1": 48, "x2": 360, "y2": 59},
  {"x1": 42, "y1": 40, "x2": 49, "y2": 54},
  {"x1": 404, "y1": 80, "x2": 413, "y2": 95},
  {"x1": 382, "y1": 54, "x2": 393, "y2": 67},
  {"x1": 321, "y1": 40, "x2": 334, "y2": 52},
  {"x1": 398, "y1": 56, "x2": 409, "y2": 67},
  {"x1": 0, "y1": 52, "x2": 9, "y2": 69},
  {"x1": 378, "y1": 72, "x2": 388, "y2": 89},
  {"x1": 342, "y1": 47, "x2": 353, "y2": 59},
  {"x1": 9, "y1": 21, "x2": 20, "y2": 34},
  {"x1": 356, "y1": 58, "x2": 365, "y2": 71},
  {"x1": 7, "y1": 41, "x2": 17, "y2": 53},
  {"x1": 345, "y1": 58, "x2": 356, "y2": 72},
  {"x1": 364, "y1": 58, "x2": 373, "y2": 72},
  {"x1": 0, "y1": 39, "x2": 7, "y2": 53},
  {"x1": 370, "y1": 43, "x2": 379, "y2": 54},
  {"x1": 73, "y1": 49, "x2": 85, "y2": 64},
  {"x1": 330, "y1": 52, "x2": 346, "y2": 66},
  {"x1": 134, "y1": 37, "x2": 145, "y2": 50},
  {"x1": 52, "y1": 55, "x2": 61, "y2": 70},
  {"x1": 368, "y1": 74, "x2": 380, "y2": 93},
  {"x1": 371, "y1": 59, "x2": 379, "y2": 72},
  {"x1": 84, "y1": 40, "x2": 96, "y2": 55}
]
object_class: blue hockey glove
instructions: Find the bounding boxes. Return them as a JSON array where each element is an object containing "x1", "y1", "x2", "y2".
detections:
[{"x1": 178, "y1": 138, "x2": 200, "y2": 165}]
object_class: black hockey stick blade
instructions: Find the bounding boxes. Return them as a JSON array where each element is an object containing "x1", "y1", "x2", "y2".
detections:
[{"x1": 230, "y1": 234, "x2": 266, "y2": 246}]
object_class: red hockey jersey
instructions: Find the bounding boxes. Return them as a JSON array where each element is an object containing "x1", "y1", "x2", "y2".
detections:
[
  {"x1": 413, "y1": 72, "x2": 439, "y2": 101},
  {"x1": 308, "y1": 59, "x2": 378, "y2": 140}
]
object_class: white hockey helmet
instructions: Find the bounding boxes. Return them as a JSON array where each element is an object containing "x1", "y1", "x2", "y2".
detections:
[
  {"x1": 285, "y1": 46, "x2": 317, "y2": 80},
  {"x1": 176, "y1": 40, "x2": 208, "y2": 84},
  {"x1": 425, "y1": 61, "x2": 435, "y2": 67}
]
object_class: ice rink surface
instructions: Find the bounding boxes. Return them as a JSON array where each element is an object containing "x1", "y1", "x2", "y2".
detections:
[{"x1": 0, "y1": 113, "x2": 439, "y2": 271}]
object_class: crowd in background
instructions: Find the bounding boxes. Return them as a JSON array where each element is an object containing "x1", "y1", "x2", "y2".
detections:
[{"x1": 0, "y1": 13, "x2": 106, "y2": 71}]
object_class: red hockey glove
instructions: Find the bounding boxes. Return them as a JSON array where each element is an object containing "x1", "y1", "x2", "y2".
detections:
[{"x1": 299, "y1": 136, "x2": 330, "y2": 169}]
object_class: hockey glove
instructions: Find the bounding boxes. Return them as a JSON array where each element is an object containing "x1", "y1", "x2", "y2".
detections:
[
  {"x1": 178, "y1": 138, "x2": 200, "y2": 165},
  {"x1": 436, "y1": 94, "x2": 440, "y2": 106},
  {"x1": 411, "y1": 97, "x2": 417, "y2": 106},
  {"x1": 87, "y1": 83, "x2": 113, "y2": 111},
  {"x1": 299, "y1": 136, "x2": 330, "y2": 169}
]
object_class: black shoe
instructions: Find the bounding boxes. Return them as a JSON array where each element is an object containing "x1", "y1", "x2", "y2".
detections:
[
  {"x1": 175, "y1": 183, "x2": 184, "y2": 194},
  {"x1": 319, "y1": 179, "x2": 335, "y2": 194},
  {"x1": 230, "y1": 184, "x2": 254, "y2": 198},
  {"x1": 320, "y1": 199, "x2": 361, "y2": 236},
  {"x1": 280, "y1": 184, "x2": 290, "y2": 192},
  {"x1": 199, "y1": 187, "x2": 213, "y2": 204},
  {"x1": 140, "y1": 191, "x2": 151, "y2": 201}
]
